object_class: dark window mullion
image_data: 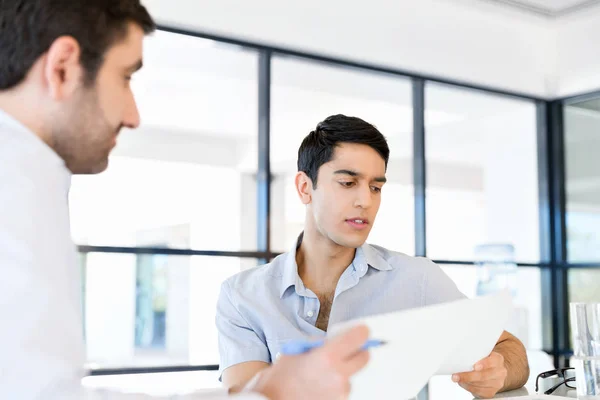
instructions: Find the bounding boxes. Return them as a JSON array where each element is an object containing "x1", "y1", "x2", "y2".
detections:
[{"x1": 413, "y1": 78, "x2": 426, "y2": 257}]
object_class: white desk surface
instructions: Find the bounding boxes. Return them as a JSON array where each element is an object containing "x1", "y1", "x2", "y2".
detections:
[
  {"x1": 428, "y1": 374, "x2": 576, "y2": 399},
  {"x1": 84, "y1": 356, "x2": 577, "y2": 400}
]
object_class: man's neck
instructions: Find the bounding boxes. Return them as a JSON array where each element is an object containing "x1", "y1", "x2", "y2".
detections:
[
  {"x1": 0, "y1": 90, "x2": 48, "y2": 144},
  {"x1": 296, "y1": 229, "x2": 356, "y2": 297}
]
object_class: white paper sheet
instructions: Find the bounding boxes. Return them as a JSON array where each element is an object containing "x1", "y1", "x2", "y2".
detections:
[{"x1": 328, "y1": 291, "x2": 514, "y2": 400}]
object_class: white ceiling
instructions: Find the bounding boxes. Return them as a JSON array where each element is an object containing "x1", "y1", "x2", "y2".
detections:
[
  {"x1": 141, "y1": 0, "x2": 600, "y2": 98},
  {"x1": 126, "y1": 30, "x2": 535, "y2": 173},
  {"x1": 133, "y1": 32, "x2": 527, "y2": 156},
  {"x1": 482, "y1": 0, "x2": 600, "y2": 16}
]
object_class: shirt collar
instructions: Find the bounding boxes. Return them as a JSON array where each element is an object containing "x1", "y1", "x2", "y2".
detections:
[
  {"x1": 279, "y1": 233, "x2": 306, "y2": 298},
  {"x1": 278, "y1": 232, "x2": 392, "y2": 298},
  {"x1": 0, "y1": 107, "x2": 68, "y2": 170}
]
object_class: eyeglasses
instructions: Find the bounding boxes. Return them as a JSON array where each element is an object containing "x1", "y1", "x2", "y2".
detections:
[{"x1": 535, "y1": 368, "x2": 576, "y2": 395}]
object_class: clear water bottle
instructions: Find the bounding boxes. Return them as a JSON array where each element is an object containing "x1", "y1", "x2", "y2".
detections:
[
  {"x1": 474, "y1": 244, "x2": 518, "y2": 299},
  {"x1": 570, "y1": 302, "x2": 600, "y2": 399}
]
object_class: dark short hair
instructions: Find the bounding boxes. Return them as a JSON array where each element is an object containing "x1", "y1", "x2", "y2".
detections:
[
  {"x1": 297, "y1": 114, "x2": 390, "y2": 188},
  {"x1": 0, "y1": 0, "x2": 156, "y2": 89}
]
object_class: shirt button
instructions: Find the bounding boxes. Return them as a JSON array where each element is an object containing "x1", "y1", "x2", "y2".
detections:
[{"x1": 307, "y1": 310, "x2": 314, "y2": 318}]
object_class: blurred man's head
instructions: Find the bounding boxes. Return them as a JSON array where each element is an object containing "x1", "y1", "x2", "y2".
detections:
[
  {"x1": 295, "y1": 114, "x2": 390, "y2": 249},
  {"x1": 0, "y1": 0, "x2": 155, "y2": 174}
]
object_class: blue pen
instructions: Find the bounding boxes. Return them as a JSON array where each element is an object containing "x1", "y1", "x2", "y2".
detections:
[{"x1": 281, "y1": 339, "x2": 387, "y2": 356}]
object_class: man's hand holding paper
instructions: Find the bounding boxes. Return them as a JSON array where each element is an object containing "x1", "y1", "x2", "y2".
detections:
[{"x1": 453, "y1": 351, "x2": 508, "y2": 398}]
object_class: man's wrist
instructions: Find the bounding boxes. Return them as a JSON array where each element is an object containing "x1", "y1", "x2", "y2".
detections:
[{"x1": 243, "y1": 370, "x2": 267, "y2": 395}]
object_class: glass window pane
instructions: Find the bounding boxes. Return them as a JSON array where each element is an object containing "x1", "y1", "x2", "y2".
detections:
[
  {"x1": 440, "y1": 265, "x2": 543, "y2": 350},
  {"x1": 565, "y1": 99, "x2": 600, "y2": 262},
  {"x1": 425, "y1": 83, "x2": 540, "y2": 262},
  {"x1": 69, "y1": 31, "x2": 258, "y2": 251},
  {"x1": 568, "y1": 269, "x2": 600, "y2": 304},
  {"x1": 270, "y1": 56, "x2": 414, "y2": 254},
  {"x1": 81, "y1": 253, "x2": 258, "y2": 369}
]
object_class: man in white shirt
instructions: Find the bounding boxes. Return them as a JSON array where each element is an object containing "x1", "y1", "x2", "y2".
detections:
[{"x1": 0, "y1": 1, "x2": 371, "y2": 399}]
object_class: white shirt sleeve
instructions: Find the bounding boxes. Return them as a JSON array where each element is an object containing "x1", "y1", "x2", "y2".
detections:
[{"x1": 0, "y1": 140, "x2": 86, "y2": 399}]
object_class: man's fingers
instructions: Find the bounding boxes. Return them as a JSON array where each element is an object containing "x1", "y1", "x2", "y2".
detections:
[
  {"x1": 453, "y1": 368, "x2": 506, "y2": 385},
  {"x1": 473, "y1": 351, "x2": 504, "y2": 371},
  {"x1": 456, "y1": 377, "x2": 503, "y2": 389},
  {"x1": 458, "y1": 382, "x2": 498, "y2": 399},
  {"x1": 322, "y1": 325, "x2": 370, "y2": 360},
  {"x1": 339, "y1": 349, "x2": 370, "y2": 376},
  {"x1": 453, "y1": 352, "x2": 506, "y2": 399}
]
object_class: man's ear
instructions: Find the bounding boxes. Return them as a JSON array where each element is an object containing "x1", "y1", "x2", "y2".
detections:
[
  {"x1": 44, "y1": 36, "x2": 85, "y2": 100},
  {"x1": 295, "y1": 171, "x2": 313, "y2": 205}
]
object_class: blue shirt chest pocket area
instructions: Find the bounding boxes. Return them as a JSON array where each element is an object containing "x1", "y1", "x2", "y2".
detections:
[
  {"x1": 265, "y1": 335, "x2": 313, "y2": 363},
  {"x1": 265, "y1": 337, "x2": 286, "y2": 363}
]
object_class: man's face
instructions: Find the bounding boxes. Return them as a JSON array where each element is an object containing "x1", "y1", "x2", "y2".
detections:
[
  {"x1": 308, "y1": 143, "x2": 387, "y2": 248},
  {"x1": 51, "y1": 22, "x2": 145, "y2": 174}
]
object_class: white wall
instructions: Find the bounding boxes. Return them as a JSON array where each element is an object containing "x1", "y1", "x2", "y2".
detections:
[
  {"x1": 556, "y1": 7, "x2": 600, "y2": 97},
  {"x1": 142, "y1": 0, "x2": 556, "y2": 98}
]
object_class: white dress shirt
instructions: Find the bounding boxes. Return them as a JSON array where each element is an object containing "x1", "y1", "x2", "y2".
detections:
[{"x1": 0, "y1": 109, "x2": 265, "y2": 400}]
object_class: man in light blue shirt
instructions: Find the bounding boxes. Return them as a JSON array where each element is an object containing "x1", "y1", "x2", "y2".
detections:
[{"x1": 217, "y1": 114, "x2": 530, "y2": 399}]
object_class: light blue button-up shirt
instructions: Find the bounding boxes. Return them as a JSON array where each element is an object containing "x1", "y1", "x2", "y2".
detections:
[{"x1": 216, "y1": 237, "x2": 465, "y2": 375}]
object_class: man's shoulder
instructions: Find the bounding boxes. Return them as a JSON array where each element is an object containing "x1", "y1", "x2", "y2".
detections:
[
  {"x1": 222, "y1": 253, "x2": 288, "y2": 294},
  {"x1": 365, "y1": 243, "x2": 437, "y2": 271},
  {"x1": 365, "y1": 243, "x2": 464, "y2": 303}
]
